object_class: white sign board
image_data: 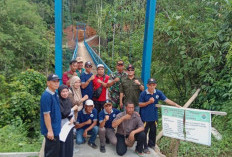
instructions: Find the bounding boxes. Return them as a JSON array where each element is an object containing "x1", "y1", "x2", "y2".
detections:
[{"x1": 162, "y1": 106, "x2": 211, "y2": 146}]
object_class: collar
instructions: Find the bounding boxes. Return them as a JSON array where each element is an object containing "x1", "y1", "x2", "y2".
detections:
[
  {"x1": 145, "y1": 89, "x2": 157, "y2": 94},
  {"x1": 83, "y1": 109, "x2": 92, "y2": 114},
  {"x1": 46, "y1": 87, "x2": 55, "y2": 95},
  {"x1": 104, "y1": 109, "x2": 113, "y2": 114},
  {"x1": 84, "y1": 71, "x2": 92, "y2": 75},
  {"x1": 122, "y1": 111, "x2": 136, "y2": 118}
]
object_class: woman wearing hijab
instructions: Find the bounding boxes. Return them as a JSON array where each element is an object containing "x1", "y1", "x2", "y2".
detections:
[
  {"x1": 69, "y1": 76, "x2": 88, "y2": 119},
  {"x1": 58, "y1": 84, "x2": 77, "y2": 157}
]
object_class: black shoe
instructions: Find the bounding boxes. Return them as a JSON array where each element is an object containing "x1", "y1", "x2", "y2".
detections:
[
  {"x1": 88, "y1": 142, "x2": 97, "y2": 149},
  {"x1": 106, "y1": 137, "x2": 110, "y2": 144},
  {"x1": 100, "y1": 146, "x2": 106, "y2": 153}
]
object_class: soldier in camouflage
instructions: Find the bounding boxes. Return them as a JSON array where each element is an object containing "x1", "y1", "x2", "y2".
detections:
[{"x1": 107, "y1": 60, "x2": 127, "y2": 109}]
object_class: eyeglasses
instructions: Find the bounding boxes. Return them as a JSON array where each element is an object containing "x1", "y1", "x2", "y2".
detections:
[
  {"x1": 128, "y1": 69, "x2": 134, "y2": 71},
  {"x1": 117, "y1": 64, "x2": 124, "y2": 66},
  {"x1": 86, "y1": 66, "x2": 92, "y2": 68}
]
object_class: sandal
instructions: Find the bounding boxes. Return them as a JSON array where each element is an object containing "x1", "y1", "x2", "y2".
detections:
[
  {"x1": 143, "y1": 148, "x2": 151, "y2": 154},
  {"x1": 135, "y1": 150, "x2": 144, "y2": 157}
]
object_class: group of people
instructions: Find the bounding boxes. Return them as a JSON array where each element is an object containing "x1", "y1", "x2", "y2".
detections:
[{"x1": 40, "y1": 57, "x2": 181, "y2": 157}]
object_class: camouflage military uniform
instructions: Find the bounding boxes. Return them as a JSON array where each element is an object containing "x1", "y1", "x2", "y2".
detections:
[{"x1": 109, "y1": 71, "x2": 127, "y2": 108}]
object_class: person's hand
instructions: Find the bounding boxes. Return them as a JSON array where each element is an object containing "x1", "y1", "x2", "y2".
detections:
[
  {"x1": 134, "y1": 79, "x2": 141, "y2": 85},
  {"x1": 83, "y1": 130, "x2": 87, "y2": 138},
  {"x1": 104, "y1": 115, "x2": 109, "y2": 121},
  {"x1": 85, "y1": 119, "x2": 92, "y2": 125},
  {"x1": 128, "y1": 131, "x2": 135, "y2": 142},
  {"x1": 72, "y1": 105, "x2": 78, "y2": 111},
  {"x1": 175, "y1": 104, "x2": 181, "y2": 108},
  {"x1": 149, "y1": 97, "x2": 155, "y2": 104},
  {"x1": 69, "y1": 118, "x2": 74, "y2": 125},
  {"x1": 47, "y1": 131, "x2": 54, "y2": 140},
  {"x1": 97, "y1": 79, "x2": 102, "y2": 84},
  {"x1": 83, "y1": 95, "x2": 88, "y2": 100},
  {"x1": 123, "y1": 114, "x2": 131, "y2": 120},
  {"x1": 114, "y1": 77, "x2": 120, "y2": 83},
  {"x1": 73, "y1": 72, "x2": 77, "y2": 76},
  {"x1": 89, "y1": 75, "x2": 95, "y2": 81},
  {"x1": 120, "y1": 102, "x2": 123, "y2": 109}
]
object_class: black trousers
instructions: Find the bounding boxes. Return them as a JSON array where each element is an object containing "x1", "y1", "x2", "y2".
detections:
[
  {"x1": 45, "y1": 136, "x2": 60, "y2": 157},
  {"x1": 116, "y1": 132, "x2": 146, "y2": 156},
  {"x1": 59, "y1": 128, "x2": 74, "y2": 157},
  {"x1": 94, "y1": 100, "x2": 105, "y2": 114},
  {"x1": 144, "y1": 121, "x2": 156, "y2": 149}
]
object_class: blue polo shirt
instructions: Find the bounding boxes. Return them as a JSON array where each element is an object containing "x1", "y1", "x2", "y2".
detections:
[
  {"x1": 81, "y1": 72, "x2": 93, "y2": 99},
  {"x1": 139, "y1": 89, "x2": 167, "y2": 122},
  {"x1": 40, "y1": 88, "x2": 61, "y2": 136},
  {"x1": 76, "y1": 108, "x2": 98, "y2": 130},
  {"x1": 99, "y1": 108, "x2": 120, "y2": 129}
]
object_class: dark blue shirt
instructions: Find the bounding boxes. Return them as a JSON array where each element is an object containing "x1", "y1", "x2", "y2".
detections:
[
  {"x1": 40, "y1": 88, "x2": 61, "y2": 136},
  {"x1": 139, "y1": 89, "x2": 167, "y2": 121},
  {"x1": 76, "y1": 108, "x2": 98, "y2": 130},
  {"x1": 99, "y1": 108, "x2": 120, "y2": 129},
  {"x1": 81, "y1": 72, "x2": 93, "y2": 99}
]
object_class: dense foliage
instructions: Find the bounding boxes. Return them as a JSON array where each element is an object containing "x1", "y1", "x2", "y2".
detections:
[{"x1": 0, "y1": 0, "x2": 231, "y2": 155}]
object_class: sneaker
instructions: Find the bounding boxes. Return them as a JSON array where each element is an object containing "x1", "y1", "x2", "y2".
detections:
[
  {"x1": 88, "y1": 142, "x2": 97, "y2": 149},
  {"x1": 106, "y1": 137, "x2": 110, "y2": 144},
  {"x1": 100, "y1": 146, "x2": 106, "y2": 153}
]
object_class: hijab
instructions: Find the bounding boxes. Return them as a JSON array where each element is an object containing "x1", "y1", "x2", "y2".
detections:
[
  {"x1": 58, "y1": 84, "x2": 72, "y2": 119},
  {"x1": 70, "y1": 76, "x2": 83, "y2": 108}
]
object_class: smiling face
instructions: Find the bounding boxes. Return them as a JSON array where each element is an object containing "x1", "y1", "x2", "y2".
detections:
[
  {"x1": 77, "y1": 61, "x2": 83, "y2": 70},
  {"x1": 97, "y1": 67, "x2": 105, "y2": 76},
  {"x1": 104, "y1": 104, "x2": 113, "y2": 114},
  {"x1": 85, "y1": 105, "x2": 94, "y2": 114},
  {"x1": 60, "y1": 88, "x2": 69, "y2": 99},
  {"x1": 74, "y1": 79, "x2": 81, "y2": 89}
]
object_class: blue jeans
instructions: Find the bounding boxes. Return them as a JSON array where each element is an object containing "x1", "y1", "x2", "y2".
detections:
[{"x1": 76, "y1": 126, "x2": 99, "y2": 144}]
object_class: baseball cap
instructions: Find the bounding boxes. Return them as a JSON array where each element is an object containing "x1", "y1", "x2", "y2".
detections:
[
  {"x1": 85, "y1": 99, "x2": 94, "y2": 106},
  {"x1": 117, "y1": 60, "x2": 124, "y2": 65},
  {"x1": 97, "y1": 64, "x2": 104, "y2": 69},
  {"x1": 147, "y1": 78, "x2": 157, "y2": 84},
  {"x1": 85, "y1": 61, "x2": 92, "y2": 67},
  {"x1": 127, "y1": 64, "x2": 135, "y2": 70},
  {"x1": 76, "y1": 57, "x2": 83, "y2": 63},
  {"x1": 104, "y1": 99, "x2": 113, "y2": 106},
  {"x1": 47, "y1": 74, "x2": 61, "y2": 81}
]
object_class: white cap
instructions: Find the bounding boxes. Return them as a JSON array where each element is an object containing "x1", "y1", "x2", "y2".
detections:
[
  {"x1": 97, "y1": 64, "x2": 104, "y2": 69},
  {"x1": 85, "y1": 99, "x2": 94, "y2": 106}
]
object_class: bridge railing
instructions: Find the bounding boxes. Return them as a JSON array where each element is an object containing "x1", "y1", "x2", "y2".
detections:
[
  {"x1": 84, "y1": 40, "x2": 112, "y2": 75},
  {"x1": 72, "y1": 25, "x2": 79, "y2": 60}
]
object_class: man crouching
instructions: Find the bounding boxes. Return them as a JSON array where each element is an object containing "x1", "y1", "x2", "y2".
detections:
[{"x1": 112, "y1": 102, "x2": 146, "y2": 156}]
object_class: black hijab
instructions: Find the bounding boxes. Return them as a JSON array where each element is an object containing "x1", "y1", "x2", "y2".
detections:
[{"x1": 58, "y1": 84, "x2": 72, "y2": 119}]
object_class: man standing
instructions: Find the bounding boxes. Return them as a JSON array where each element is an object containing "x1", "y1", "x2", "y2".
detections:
[
  {"x1": 107, "y1": 60, "x2": 127, "y2": 109},
  {"x1": 112, "y1": 102, "x2": 146, "y2": 156},
  {"x1": 40, "y1": 74, "x2": 61, "y2": 157},
  {"x1": 119, "y1": 64, "x2": 144, "y2": 112},
  {"x1": 92, "y1": 64, "x2": 110, "y2": 114},
  {"x1": 62, "y1": 59, "x2": 78, "y2": 86},
  {"x1": 98, "y1": 99, "x2": 120, "y2": 153},
  {"x1": 81, "y1": 61, "x2": 94, "y2": 99},
  {"x1": 139, "y1": 78, "x2": 181, "y2": 153},
  {"x1": 76, "y1": 57, "x2": 85, "y2": 77},
  {"x1": 75, "y1": 99, "x2": 98, "y2": 149}
]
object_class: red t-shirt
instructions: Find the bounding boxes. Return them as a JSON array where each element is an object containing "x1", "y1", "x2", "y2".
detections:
[
  {"x1": 62, "y1": 70, "x2": 74, "y2": 86},
  {"x1": 93, "y1": 75, "x2": 110, "y2": 101}
]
